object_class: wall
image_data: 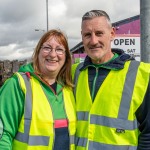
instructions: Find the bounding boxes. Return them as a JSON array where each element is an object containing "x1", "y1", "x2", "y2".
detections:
[
  {"x1": 115, "y1": 19, "x2": 140, "y2": 34},
  {"x1": 0, "y1": 60, "x2": 27, "y2": 87}
]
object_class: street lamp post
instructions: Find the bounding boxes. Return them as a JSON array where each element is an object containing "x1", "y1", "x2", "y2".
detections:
[{"x1": 46, "y1": 0, "x2": 49, "y2": 31}]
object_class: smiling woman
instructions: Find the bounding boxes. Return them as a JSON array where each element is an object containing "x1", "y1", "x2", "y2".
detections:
[
  {"x1": 0, "y1": 29, "x2": 76, "y2": 150},
  {"x1": 32, "y1": 29, "x2": 73, "y2": 86}
]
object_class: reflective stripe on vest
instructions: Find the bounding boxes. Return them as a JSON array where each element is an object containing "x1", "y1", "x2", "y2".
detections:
[
  {"x1": 77, "y1": 112, "x2": 138, "y2": 130},
  {"x1": 75, "y1": 61, "x2": 144, "y2": 150},
  {"x1": 15, "y1": 73, "x2": 49, "y2": 146},
  {"x1": 75, "y1": 138, "x2": 137, "y2": 150},
  {"x1": 88, "y1": 141, "x2": 137, "y2": 150},
  {"x1": 118, "y1": 61, "x2": 139, "y2": 120}
]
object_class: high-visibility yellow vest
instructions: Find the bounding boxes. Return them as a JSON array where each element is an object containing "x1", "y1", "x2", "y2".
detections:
[
  {"x1": 72, "y1": 61, "x2": 150, "y2": 150},
  {"x1": 12, "y1": 73, "x2": 76, "y2": 150}
]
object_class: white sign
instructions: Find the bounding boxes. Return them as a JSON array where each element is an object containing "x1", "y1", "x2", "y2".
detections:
[{"x1": 111, "y1": 34, "x2": 140, "y2": 61}]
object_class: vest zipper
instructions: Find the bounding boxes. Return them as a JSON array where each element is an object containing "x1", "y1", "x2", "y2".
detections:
[{"x1": 91, "y1": 67, "x2": 99, "y2": 100}]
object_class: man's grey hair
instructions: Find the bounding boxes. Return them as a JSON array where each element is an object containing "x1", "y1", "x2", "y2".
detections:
[{"x1": 82, "y1": 10, "x2": 112, "y2": 26}]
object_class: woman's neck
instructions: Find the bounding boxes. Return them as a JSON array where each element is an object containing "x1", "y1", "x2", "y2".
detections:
[
  {"x1": 40, "y1": 73, "x2": 56, "y2": 85},
  {"x1": 44, "y1": 77, "x2": 56, "y2": 85}
]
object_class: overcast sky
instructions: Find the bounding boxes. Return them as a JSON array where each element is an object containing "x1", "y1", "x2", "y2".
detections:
[{"x1": 0, "y1": 0, "x2": 140, "y2": 60}]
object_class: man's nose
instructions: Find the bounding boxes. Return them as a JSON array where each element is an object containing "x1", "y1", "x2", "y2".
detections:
[{"x1": 90, "y1": 34, "x2": 98, "y2": 45}]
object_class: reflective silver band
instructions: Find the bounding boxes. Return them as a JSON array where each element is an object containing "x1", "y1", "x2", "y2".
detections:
[
  {"x1": 118, "y1": 61, "x2": 140, "y2": 119},
  {"x1": 70, "y1": 135, "x2": 75, "y2": 144},
  {"x1": 22, "y1": 74, "x2": 32, "y2": 134},
  {"x1": 75, "y1": 137, "x2": 137, "y2": 149},
  {"x1": 77, "y1": 111, "x2": 89, "y2": 121},
  {"x1": 75, "y1": 137, "x2": 87, "y2": 147},
  {"x1": 90, "y1": 114, "x2": 138, "y2": 130},
  {"x1": 77, "y1": 112, "x2": 138, "y2": 130},
  {"x1": 88, "y1": 141, "x2": 137, "y2": 150},
  {"x1": 15, "y1": 132, "x2": 49, "y2": 146}
]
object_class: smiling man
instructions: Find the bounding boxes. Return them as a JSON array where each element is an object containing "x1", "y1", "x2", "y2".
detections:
[{"x1": 72, "y1": 10, "x2": 150, "y2": 150}]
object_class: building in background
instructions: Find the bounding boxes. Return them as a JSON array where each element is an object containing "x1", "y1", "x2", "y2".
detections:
[
  {"x1": 0, "y1": 60, "x2": 27, "y2": 86},
  {"x1": 70, "y1": 15, "x2": 140, "y2": 63}
]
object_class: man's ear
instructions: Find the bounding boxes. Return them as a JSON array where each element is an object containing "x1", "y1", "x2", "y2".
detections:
[{"x1": 110, "y1": 27, "x2": 116, "y2": 41}]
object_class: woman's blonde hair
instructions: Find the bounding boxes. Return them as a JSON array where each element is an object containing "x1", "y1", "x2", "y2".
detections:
[{"x1": 32, "y1": 29, "x2": 73, "y2": 88}]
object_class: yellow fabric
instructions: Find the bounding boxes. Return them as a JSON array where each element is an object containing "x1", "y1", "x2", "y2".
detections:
[
  {"x1": 74, "y1": 61, "x2": 150, "y2": 149},
  {"x1": 71, "y1": 63, "x2": 79, "y2": 81},
  {"x1": 13, "y1": 73, "x2": 76, "y2": 150}
]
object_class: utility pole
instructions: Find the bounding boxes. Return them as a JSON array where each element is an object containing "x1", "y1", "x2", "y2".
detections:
[
  {"x1": 140, "y1": 0, "x2": 150, "y2": 62},
  {"x1": 46, "y1": 0, "x2": 49, "y2": 31}
]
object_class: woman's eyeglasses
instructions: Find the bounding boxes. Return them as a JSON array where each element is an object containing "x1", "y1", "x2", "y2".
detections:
[{"x1": 41, "y1": 45, "x2": 65, "y2": 55}]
